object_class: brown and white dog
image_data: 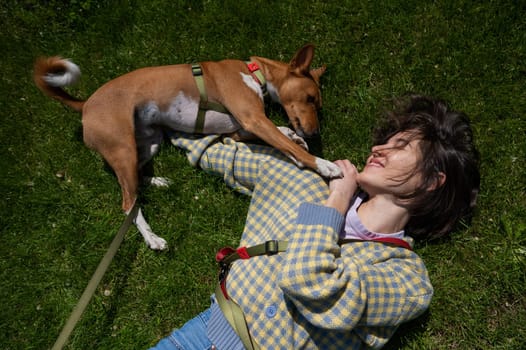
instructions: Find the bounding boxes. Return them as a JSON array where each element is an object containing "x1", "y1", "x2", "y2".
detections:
[{"x1": 33, "y1": 44, "x2": 342, "y2": 250}]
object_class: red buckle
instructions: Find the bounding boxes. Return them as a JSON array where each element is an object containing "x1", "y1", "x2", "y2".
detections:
[
  {"x1": 236, "y1": 247, "x2": 250, "y2": 259},
  {"x1": 247, "y1": 62, "x2": 259, "y2": 73},
  {"x1": 216, "y1": 247, "x2": 235, "y2": 262}
]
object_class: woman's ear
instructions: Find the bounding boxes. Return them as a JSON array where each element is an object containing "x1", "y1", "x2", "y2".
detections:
[{"x1": 429, "y1": 172, "x2": 446, "y2": 191}]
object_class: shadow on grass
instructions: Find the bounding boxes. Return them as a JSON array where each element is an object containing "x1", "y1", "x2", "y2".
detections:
[{"x1": 384, "y1": 310, "x2": 430, "y2": 349}]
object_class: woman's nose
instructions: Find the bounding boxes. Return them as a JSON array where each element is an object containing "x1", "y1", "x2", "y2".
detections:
[{"x1": 371, "y1": 144, "x2": 385, "y2": 156}]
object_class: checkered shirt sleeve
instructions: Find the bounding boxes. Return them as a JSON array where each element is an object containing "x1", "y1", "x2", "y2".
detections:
[
  {"x1": 170, "y1": 133, "x2": 434, "y2": 349},
  {"x1": 170, "y1": 131, "x2": 286, "y2": 196}
]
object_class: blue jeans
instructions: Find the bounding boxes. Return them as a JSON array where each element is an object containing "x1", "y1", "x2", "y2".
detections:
[{"x1": 149, "y1": 308, "x2": 214, "y2": 350}]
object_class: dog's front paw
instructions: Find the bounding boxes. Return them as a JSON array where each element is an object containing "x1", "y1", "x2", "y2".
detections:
[
  {"x1": 316, "y1": 158, "x2": 343, "y2": 178},
  {"x1": 277, "y1": 126, "x2": 309, "y2": 151}
]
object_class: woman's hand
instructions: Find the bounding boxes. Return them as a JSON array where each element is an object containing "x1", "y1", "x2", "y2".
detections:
[{"x1": 325, "y1": 160, "x2": 359, "y2": 215}]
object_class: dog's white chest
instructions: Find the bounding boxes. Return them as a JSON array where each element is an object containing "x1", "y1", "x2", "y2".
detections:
[{"x1": 138, "y1": 92, "x2": 240, "y2": 134}]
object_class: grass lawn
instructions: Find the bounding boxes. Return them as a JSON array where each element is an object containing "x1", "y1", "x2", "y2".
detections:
[{"x1": 1, "y1": 0, "x2": 525, "y2": 349}]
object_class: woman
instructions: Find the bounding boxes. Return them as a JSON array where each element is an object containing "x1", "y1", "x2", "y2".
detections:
[{"x1": 151, "y1": 95, "x2": 480, "y2": 349}]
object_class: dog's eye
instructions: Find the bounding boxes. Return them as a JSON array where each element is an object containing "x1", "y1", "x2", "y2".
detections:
[{"x1": 307, "y1": 95, "x2": 316, "y2": 104}]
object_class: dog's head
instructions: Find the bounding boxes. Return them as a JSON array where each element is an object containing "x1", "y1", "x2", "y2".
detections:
[{"x1": 277, "y1": 44, "x2": 326, "y2": 138}]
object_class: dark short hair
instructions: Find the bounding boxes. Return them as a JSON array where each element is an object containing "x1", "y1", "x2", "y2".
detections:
[{"x1": 373, "y1": 95, "x2": 480, "y2": 239}]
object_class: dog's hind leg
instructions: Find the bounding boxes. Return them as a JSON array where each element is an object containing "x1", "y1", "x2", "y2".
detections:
[
  {"x1": 83, "y1": 99, "x2": 168, "y2": 250},
  {"x1": 135, "y1": 107, "x2": 172, "y2": 189},
  {"x1": 130, "y1": 207, "x2": 167, "y2": 250},
  {"x1": 105, "y1": 144, "x2": 168, "y2": 251}
]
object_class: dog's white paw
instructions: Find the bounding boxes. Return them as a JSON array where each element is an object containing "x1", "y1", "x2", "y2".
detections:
[
  {"x1": 277, "y1": 126, "x2": 309, "y2": 151},
  {"x1": 134, "y1": 208, "x2": 168, "y2": 250},
  {"x1": 316, "y1": 158, "x2": 343, "y2": 178},
  {"x1": 145, "y1": 235, "x2": 168, "y2": 251},
  {"x1": 145, "y1": 176, "x2": 172, "y2": 187}
]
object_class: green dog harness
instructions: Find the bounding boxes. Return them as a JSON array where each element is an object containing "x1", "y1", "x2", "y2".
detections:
[{"x1": 191, "y1": 61, "x2": 268, "y2": 134}]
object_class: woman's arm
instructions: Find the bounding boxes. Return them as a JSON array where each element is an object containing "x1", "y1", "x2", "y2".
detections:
[
  {"x1": 277, "y1": 203, "x2": 432, "y2": 331},
  {"x1": 171, "y1": 133, "x2": 289, "y2": 195}
]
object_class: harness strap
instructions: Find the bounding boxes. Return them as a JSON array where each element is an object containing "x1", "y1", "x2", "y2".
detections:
[
  {"x1": 214, "y1": 240, "x2": 284, "y2": 350},
  {"x1": 246, "y1": 61, "x2": 268, "y2": 99},
  {"x1": 216, "y1": 239, "x2": 288, "y2": 266},
  {"x1": 216, "y1": 237, "x2": 411, "y2": 298},
  {"x1": 338, "y1": 237, "x2": 413, "y2": 251},
  {"x1": 215, "y1": 283, "x2": 260, "y2": 350},
  {"x1": 191, "y1": 61, "x2": 268, "y2": 133},
  {"x1": 191, "y1": 64, "x2": 229, "y2": 134},
  {"x1": 216, "y1": 240, "x2": 287, "y2": 300}
]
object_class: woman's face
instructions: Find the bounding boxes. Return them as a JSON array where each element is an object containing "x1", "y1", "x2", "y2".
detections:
[{"x1": 357, "y1": 131, "x2": 424, "y2": 199}]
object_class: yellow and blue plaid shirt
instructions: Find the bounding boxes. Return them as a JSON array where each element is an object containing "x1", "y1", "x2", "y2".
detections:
[{"x1": 171, "y1": 133, "x2": 433, "y2": 349}]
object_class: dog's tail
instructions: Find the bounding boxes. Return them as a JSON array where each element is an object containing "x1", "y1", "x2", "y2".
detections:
[{"x1": 33, "y1": 56, "x2": 85, "y2": 112}]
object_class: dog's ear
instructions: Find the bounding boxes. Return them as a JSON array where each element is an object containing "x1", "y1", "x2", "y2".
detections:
[
  {"x1": 310, "y1": 65, "x2": 326, "y2": 85},
  {"x1": 289, "y1": 44, "x2": 315, "y2": 76}
]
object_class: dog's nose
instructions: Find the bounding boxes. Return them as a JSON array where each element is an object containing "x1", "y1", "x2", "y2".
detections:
[
  {"x1": 298, "y1": 126, "x2": 320, "y2": 138},
  {"x1": 292, "y1": 120, "x2": 319, "y2": 138}
]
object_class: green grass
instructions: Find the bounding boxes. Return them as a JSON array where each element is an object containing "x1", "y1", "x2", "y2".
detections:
[{"x1": 1, "y1": 0, "x2": 525, "y2": 349}]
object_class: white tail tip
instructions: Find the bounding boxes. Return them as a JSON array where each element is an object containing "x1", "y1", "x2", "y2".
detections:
[{"x1": 43, "y1": 59, "x2": 81, "y2": 87}]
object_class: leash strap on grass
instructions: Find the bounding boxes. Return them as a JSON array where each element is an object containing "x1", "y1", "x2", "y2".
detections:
[{"x1": 51, "y1": 203, "x2": 139, "y2": 350}]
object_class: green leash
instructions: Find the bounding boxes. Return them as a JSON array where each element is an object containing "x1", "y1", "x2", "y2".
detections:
[{"x1": 51, "y1": 203, "x2": 139, "y2": 350}]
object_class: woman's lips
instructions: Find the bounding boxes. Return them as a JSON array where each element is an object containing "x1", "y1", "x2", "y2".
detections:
[{"x1": 367, "y1": 158, "x2": 384, "y2": 168}]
